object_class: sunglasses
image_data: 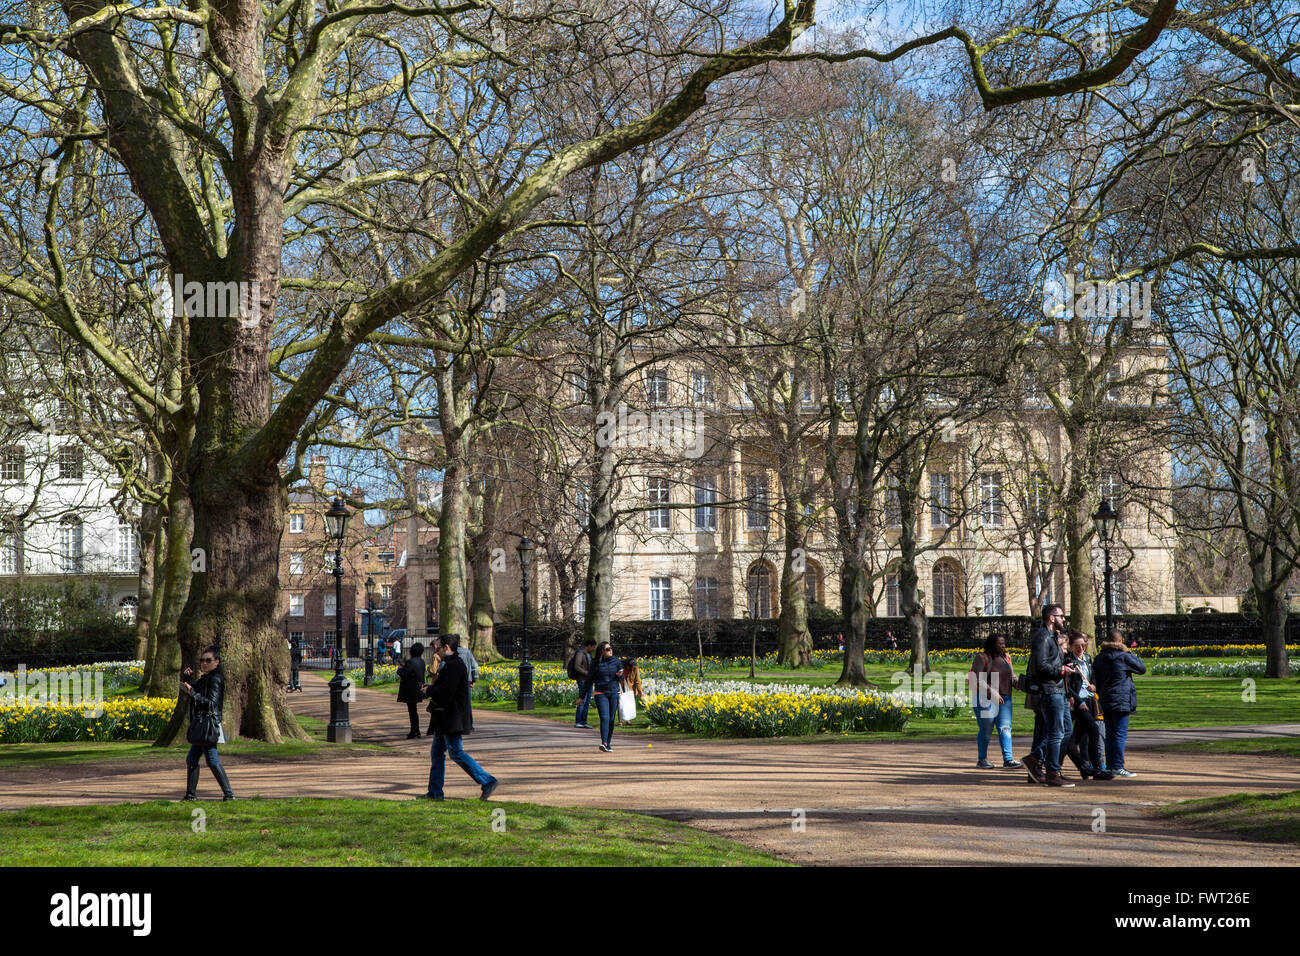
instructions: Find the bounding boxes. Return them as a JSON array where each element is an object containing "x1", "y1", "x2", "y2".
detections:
[{"x1": 200, "y1": 657, "x2": 216, "y2": 663}]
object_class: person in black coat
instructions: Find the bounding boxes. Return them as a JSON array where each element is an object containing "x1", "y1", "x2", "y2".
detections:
[
  {"x1": 1093, "y1": 627, "x2": 1146, "y2": 777},
  {"x1": 1023, "y1": 604, "x2": 1077, "y2": 787},
  {"x1": 588, "y1": 641, "x2": 624, "y2": 752},
  {"x1": 397, "y1": 642, "x2": 427, "y2": 738},
  {"x1": 181, "y1": 644, "x2": 234, "y2": 801},
  {"x1": 421, "y1": 634, "x2": 497, "y2": 800},
  {"x1": 288, "y1": 638, "x2": 303, "y2": 692}
]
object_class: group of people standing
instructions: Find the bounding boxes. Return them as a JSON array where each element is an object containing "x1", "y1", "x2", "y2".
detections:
[
  {"x1": 969, "y1": 604, "x2": 1147, "y2": 786},
  {"x1": 567, "y1": 638, "x2": 645, "y2": 751}
]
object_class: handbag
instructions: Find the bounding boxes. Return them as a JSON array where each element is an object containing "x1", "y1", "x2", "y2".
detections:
[{"x1": 618, "y1": 688, "x2": 637, "y2": 721}]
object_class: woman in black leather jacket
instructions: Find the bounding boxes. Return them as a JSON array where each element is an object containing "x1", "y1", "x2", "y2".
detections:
[
  {"x1": 589, "y1": 642, "x2": 624, "y2": 752},
  {"x1": 181, "y1": 644, "x2": 234, "y2": 801}
]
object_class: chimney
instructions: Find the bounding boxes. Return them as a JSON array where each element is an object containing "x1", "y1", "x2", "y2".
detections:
[{"x1": 309, "y1": 455, "x2": 326, "y2": 488}]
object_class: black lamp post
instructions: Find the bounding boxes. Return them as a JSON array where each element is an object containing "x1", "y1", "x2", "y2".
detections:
[
  {"x1": 364, "y1": 575, "x2": 376, "y2": 686},
  {"x1": 516, "y1": 537, "x2": 535, "y2": 711},
  {"x1": 325, "y1": 496, "x2": 352, "y2": 743},
  {"x1": 1092, "y1": 498, "x2": 1120, "y2": 640}
]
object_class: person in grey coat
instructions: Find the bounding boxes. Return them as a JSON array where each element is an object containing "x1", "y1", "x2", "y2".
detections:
[{"x1": 1093, "y1": 627, "x2": 1147, "y2": 778}]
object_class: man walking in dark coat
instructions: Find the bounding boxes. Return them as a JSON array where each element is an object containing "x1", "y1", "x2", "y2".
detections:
[
  {"x1": 1023, "y1": 603, "x2": 1077, "y2": 787},
  {"x1": 422, "y1": 634, "x2": 498, "y2": 800},
  {"x1": 397, "y1": 642, "x2": 427, "y2": 738}
]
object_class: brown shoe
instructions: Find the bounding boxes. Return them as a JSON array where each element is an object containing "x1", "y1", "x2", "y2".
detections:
[
  {"x1": 1045, "y1": 772, "x2": 1075, "y2": 788},
  {"x1": 1022, "y1": 755, "x2": 1045, "y2": 784}
]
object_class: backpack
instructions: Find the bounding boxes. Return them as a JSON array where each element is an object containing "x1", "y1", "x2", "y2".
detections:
[{"x1": 565, "y1": 648, "x2": 584, "y2": 680}]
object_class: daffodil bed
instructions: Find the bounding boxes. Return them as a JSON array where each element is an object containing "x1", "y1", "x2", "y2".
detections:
[
  {"x1": 645, "y1": 690, "x2": 911, "y2": 736},
  {"x1": 0, "y1": 696, "x2": 174, "y2": 743}
]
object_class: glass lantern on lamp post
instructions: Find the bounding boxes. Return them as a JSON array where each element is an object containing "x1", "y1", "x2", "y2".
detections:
[
  {"x1": 324, "y1": 496, "x2": 352, "y2": 743},
  {"x1": 516, "y1": 537, "x2": 535, "y2": 710}
]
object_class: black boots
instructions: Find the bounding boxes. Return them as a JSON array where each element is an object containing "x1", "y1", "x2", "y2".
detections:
[
  {"x1": 182, "y1": 765, "x2": 200, "y2": 800},
  {"x1": 210, "y1": 764, "x2": 235, "y2": 801}
]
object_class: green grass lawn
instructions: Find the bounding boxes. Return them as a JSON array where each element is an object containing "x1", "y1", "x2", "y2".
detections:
[
  {"x1": 1158, "y1": 736, "x2": 1300, "y2": 759},
  {"x1": 0, "y1": 715, "x2": 386, "y2": 769},
  {"x1": 0, "y1": 797, "x2": 787, "y2": 866},
  {"x1": 1160, "y1": 791, "x2": 1300, "y2": 846}
]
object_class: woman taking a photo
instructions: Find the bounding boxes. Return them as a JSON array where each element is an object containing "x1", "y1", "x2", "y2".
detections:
[
  {"x1": 589, "y1": 641, "x2": 624, "y2": 752},
  {"x1": 181, "y1": 644, "x2": 234, "y2": 801},
  {"x1": 967, "y1": 633, "x2": 1021, "y2": 769}
]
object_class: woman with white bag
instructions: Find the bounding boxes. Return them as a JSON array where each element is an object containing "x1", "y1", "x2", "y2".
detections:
[
  {"x1": 618, "y1": 658, "x2": 643, "y2": 726},
  {"x1": 589, "y1": 642, "x2": 623, "y2": 752}
]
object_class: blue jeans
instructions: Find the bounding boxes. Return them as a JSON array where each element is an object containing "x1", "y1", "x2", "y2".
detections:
[
  {"x1": 1030, "y1": 694, "x2": 1068, "y2": 773},
  {"x1": 594, "y1": 691, "x2": 615, "y2": 747},
  {"x1": 575, "y1": 681, "x2": 593, "y2": 725},
  {"x1": 186, "y1": 744, "x2": 223, "y2": 771},
  {"x1": 427, "y1": 733, "x2": 493, "y2": 797},
  {"x1": 975, "y1": 695, "x2": 1014, "y2": 763},
  {"x1": 1104, "y1": 713, "x2": 1130, "y2": 772}
]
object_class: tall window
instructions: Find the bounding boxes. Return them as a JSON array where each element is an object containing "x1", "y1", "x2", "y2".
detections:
[
  {"x1": 884, "y1": 475, "x2": 902, "y2": 528},
  {"x1": 0, "y1": 519, "x2": 20, "y2": 575},
  {"x1": 1035, "y1": 568, "x2": 1054, "y2": 605},
  {"x1": 649, "y1": 577, "x2": 672, "y2": 620},
  {"x1": 747, "y1": 564, "x2": 772, "y2": 618},
  {"x1": 59, "y1": 516, "x2": 83, "y2": 573},
  {"x1": 800, "y1": 380, "x2": 815, "y2": 406},
  {"x1": 979, "y1": 472, "x2": 1003, "y2": 527},
  {"x1": 930, "y1": 472, "x2": 953, "y2": 527},
  {"x1": 1024, "y1": 372, "x2": 1044, "y2": 404},
  {"x1": 289, "y1": 593, "x2": 305, "y2": 616},
  {"x1": 738, "y1": 378, "x2": 753, "y2": 406},
  {"x1": 116, "y1": 519, "x2": 139, "y2": 572},
  {"x1": 982, "y1": 573, "x2": 1005, "y2": 615},
  {"x1": 645, "y1": 369, "x2": 669, "y2": 406},
  {"x1": 745, "y1": 474, "x2": 769, "y2": 530},
  {"x1": 804, "y1": 565, "x2": 822, "y2": 606},
  {"x1": 289, "y1": 552, "x2": 305, "y2": 575},
  {"x1": 59, "y1": 445, "x2": 83, "y2": 480},
  {"x1": 931, "y1": 563, "x2": 957, "y2": 616},
  {"x1": 0, "y1": 446, "x2": 23, "y2": 482},
  {"x1": 695, "y1": 576, "x2": 720, "y2": 619},
  {"x1": 323, "y1": 593, "x2": 337, "y2": 618},
  {"x1": 690, "y1": 370, "x2": 715, "y2": 406},
  {"x1": 574, "y1": 590, "x2": 586, "y2": 622},
  {"x1": 648, "y1": 477, "x2": 670, "y2": 531},
  {"x1": 693, "y1": 476, "x2": 717, "y2": 531},
  {"x1": 575, "y1": 487, "x2": 590, "y2": 530},
  {"x1": 1098, "y1": 473, "x2": 1124, "y2": 526},
  {"x1": 570, "y1": 370, "x2": 588, "y2": 404},
  {"x1": 1104, "y1": 366, "x2": 1121, "y2": 402},
  {"x1": 381, "y1": 583, "x2": 393, "y2": 601},
  {"x1": 1028, "y1": 472, "x2": 1052, "y2": 523},
  {"x1": 885, "y1": 573, "x2": 900, "y2": 616},
  {"x1": 289, "y1": 513, "x2": 305, "y2": 533}
]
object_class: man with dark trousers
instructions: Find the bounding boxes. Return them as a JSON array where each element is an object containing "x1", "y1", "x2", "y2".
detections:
[
  {"x1": 1023, "y1": 604, "x2": 1078, "y2": 787},
  {"x1": 397, "y1": 642, "x2": 427, "y2": 738},
  {"x1": 569, "y1": 638, "x2": 597, "y2": 729},
  {"x1": 421, "y1": 634, "x2": 498, "y2": 801}
]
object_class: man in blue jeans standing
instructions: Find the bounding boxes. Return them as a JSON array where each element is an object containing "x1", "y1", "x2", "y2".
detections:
[
  {"x1": 422, "y1": 634, "x2": 498, "y2": 801},
  {"x1": 569, "y1": 639, "x2": 597, "y2": 729},
  {"x1": 1023, "y1": 604, "x2": 1077, "y2": 788}
]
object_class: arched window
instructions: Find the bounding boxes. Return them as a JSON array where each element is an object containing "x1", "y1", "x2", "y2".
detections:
[
  {"x1": 0, "y1": 518, "x2": 20, "y2": 575},
  {"x1": 59, "y1": 516, "x2": 83, "y2": 573},
  {"x1": 118, "y1": 595, "x2": 139, "y2": 623},
  {"x1": 747, "y1": 563, "x2": 773, "y2": 619},
  {"x1": 803, "y1": 559, "x2": 824, "y2": 607}
]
